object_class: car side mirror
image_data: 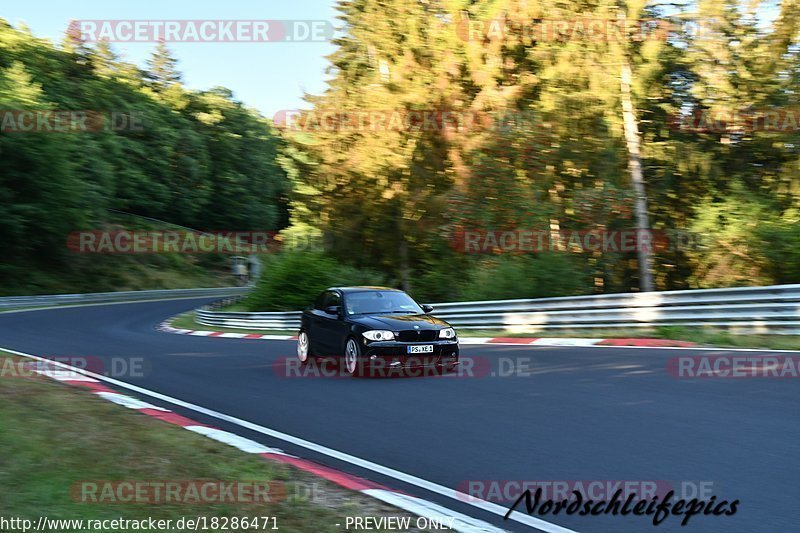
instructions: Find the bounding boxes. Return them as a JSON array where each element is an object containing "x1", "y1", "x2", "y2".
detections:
[
  {"x1": 325, "y1": 305, "x2": 340, "y2": 316},
  {"x1": 421, "y1": 304, "x2": 433, "y2": 314}
]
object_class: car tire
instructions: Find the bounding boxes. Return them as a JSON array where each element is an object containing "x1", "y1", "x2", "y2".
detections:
[
  {"x1": 344, "y1": 337, "x2": 364, "y2": 377},
  {"x1": 297, "y1": 330, "x2": 315, "y2": 366}
]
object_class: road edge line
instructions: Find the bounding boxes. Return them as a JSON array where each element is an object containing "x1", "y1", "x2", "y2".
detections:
[{"x1": 3, "y1": 347, "x2": 576, "y2": 533}]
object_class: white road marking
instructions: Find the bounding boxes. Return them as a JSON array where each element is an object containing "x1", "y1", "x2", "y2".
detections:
[
  {"x1": 185, "y1": 425, "x2": 286, "y2": 455},
  {"x1": 172, "y1": 332, "x2": 797, "y2": 354},
  {"x1": 95, "y1": 392, "x2": 169, "y2": 411},
  {"x1": 530, "y1": 338, "x2": 605, "y2": 346},
  {"x1": 164, "y1": 328, "x2": 194, "y2": 334},
  {"x1": 362, "y1": 489, "x2": 507, "y2": 533},
  {"x1": 1, "y1": 346, "x2": 578, "y2": 533}
]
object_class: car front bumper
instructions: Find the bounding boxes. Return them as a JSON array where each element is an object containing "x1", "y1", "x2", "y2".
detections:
[{"x1": 361, "y1": 339, "x2": 460, "y2": 372}]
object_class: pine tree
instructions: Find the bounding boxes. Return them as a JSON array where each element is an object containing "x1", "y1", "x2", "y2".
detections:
[
  {"x1": 93, "y1": 39, "x2": 118, "y2": 77},
  {"x1": 291, "y1": 0, "x2": 465, "y2": 290},
  {"x1": 147, "y1": 40, "x2": 181, "y2": 87}
]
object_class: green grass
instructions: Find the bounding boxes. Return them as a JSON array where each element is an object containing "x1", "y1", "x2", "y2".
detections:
[
  {"x1": 0, "y1": 259, "x2": 235, "y2": 298},
  {"x1": 169, "y1": 312, "x2": 798, "y2": 350},
  {"x1": 461, "y1": 327, "x2": 799, "y2": 350},
  {"x1": 0, "y1": 353, "x2": 416, "y2": 532},
  {"x1": 459, "y1": 328, "x2": 664, "y2": 338},
  {"x1": 1, "y1": 210, "x2": 243, "y2": 297},
  {"x1": 654, "y1": 326, "x2": 799, "y2": 351}
]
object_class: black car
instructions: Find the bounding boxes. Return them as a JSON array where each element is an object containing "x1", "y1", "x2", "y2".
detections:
[{"x1": 297, "y1": 287, "x2": 459, "y2": 377}]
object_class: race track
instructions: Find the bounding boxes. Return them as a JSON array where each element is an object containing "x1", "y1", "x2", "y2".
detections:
[{"x1": 1, "y1": 298, "x2": 797, "y2": 533}]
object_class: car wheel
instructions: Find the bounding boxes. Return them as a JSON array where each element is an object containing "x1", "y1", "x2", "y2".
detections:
[
  {"x1": 344, "y1": 338, "x2": 362, "y2": 377},
  {"x1": 297, "y1": 331, "x2": 314, "y2": 366}
]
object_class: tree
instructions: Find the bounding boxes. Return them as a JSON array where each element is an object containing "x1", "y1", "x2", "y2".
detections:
[
  {"x1": 0, "y1": 19, "x2": 290, "y2": 293},
  {"x1": 617, "y1": 8, "x2": 655, "y2": 291},
  {"x1": 93, "y1": 39, "x2": 119, "y2": 77},
  {"x1": 147, "y1": 40, "x2": 181, "y2": 87},
  {"x1": 288, "y1": 0, "x2": 464, "y2": 290}
]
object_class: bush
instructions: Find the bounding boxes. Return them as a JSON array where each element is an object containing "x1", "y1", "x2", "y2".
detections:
[
  {"x1": 755, "y1": 213, "x2": 800, "y2": 284},
  {"x1": 244, "y1": 250, "x2": 591, "y2": 311},
  {"x1": 458, "y1": 253, "x2": 589, "y2": 301},
  {"x1": 244, "y1": 250, "x2": 385, "y2": 311}
]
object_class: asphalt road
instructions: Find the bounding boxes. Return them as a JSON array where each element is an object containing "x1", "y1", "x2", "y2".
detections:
[{"x1": 1, "y1": 298, "x2": 798, "y2": 532}]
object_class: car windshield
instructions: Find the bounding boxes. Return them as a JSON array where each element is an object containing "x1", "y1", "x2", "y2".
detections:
[{"x1": 345, "y1": 291, "x2": 423, "y2": 316}]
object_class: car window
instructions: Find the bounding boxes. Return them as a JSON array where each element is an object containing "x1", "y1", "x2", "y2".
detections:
[
  {"x1": 325, "y1": 291, "x2": 341, "y2": 309},
  {"x1": 313, "y1": 292, "x2": 327, "y2": 310},
  {"x1": 316, "y1": 290, "x2": 341, "y2": 312},
  {"x1": 344, "y1": 291, "x2": 422, "y2": 315}
]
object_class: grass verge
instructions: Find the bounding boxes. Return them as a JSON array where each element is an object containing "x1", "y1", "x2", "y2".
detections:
[
  {"x1": 0, "y1": 352, "x2": 417, "y2": 532},
  {"x1": 463, "y1": 327, "x2": 799, "y2": 350},
  {"x1": 654, "y1": 326, "x2": 799, "y2": 351}
]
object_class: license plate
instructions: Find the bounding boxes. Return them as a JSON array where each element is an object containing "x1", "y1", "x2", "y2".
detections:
[{"x1": 408, "y1": 344, "x2": 433, "y2": 354}]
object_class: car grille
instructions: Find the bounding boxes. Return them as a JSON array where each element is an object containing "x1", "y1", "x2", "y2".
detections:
[{"x1": 397, "y1": 330, "x2": 437, "y2": 342}]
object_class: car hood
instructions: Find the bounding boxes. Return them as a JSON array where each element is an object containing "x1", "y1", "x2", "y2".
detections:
[{"x1": 353, "y1": 313, "x2": 449, "y2": 330}]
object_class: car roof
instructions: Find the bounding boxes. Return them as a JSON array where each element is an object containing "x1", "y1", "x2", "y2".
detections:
[{"x1": 326, "y1": 286, "x2": 403, "y2": 294}]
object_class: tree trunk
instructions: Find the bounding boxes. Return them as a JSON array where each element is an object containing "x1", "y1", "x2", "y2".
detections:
[{"x1": 620, "y1": 56, "x2": 654, "y2": 292}]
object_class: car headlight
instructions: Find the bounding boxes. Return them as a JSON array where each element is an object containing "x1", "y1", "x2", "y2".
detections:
[
  {"x1": 363, "y1": 330, "x2": 395, "y2": 341},
  {"x1": 439, "y1": 327, "x2": 456, "y2": 339}
]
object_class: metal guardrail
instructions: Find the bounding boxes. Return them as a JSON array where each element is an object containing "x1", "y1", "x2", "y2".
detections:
[
  {"x1": 194, "y1": 284, "x2": 800, "y2": 335},
  {"x1": 0, "y1": 287, "x2": 250, "y2": 311}
]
